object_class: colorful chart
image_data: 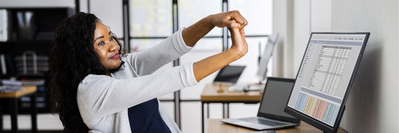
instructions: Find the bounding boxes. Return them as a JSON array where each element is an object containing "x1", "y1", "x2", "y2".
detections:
[{"x1": 294, "y1": 92, "x2": 340, "y2": 126}]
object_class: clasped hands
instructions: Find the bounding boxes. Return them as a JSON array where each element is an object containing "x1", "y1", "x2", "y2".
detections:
[{"x1": 210, "y1": 10, "x2": 248, "y2": 58}]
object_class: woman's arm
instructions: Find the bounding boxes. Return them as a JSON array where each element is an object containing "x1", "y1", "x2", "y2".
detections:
[
  {"x1": 78, "y1": 63, "x2": 197, "y2": 118},
  {"x1": 125, "y1": 29, "x2": 190, "y2": 76}
]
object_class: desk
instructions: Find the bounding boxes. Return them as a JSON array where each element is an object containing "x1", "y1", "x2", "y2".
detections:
[
  {"x1": 207, "y1": 119, "x2": 346, "y2": 133},
  {"x1": 200, "y1": 83, "x2": 263, "y2": 133},
  {"x1": 0, "y1": 86, "x2": 37, "y2": 133}
]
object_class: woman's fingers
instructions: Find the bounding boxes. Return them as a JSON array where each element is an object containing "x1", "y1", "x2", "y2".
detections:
[
  {"x1": 213, "y1": 10, "x2": 248, "y2": 30},
  {"x1": 230, "y1": 11, "x2": 248, "y2": 30}
]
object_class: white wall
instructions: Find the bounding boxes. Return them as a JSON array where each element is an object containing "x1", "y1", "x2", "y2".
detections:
[
  {"x1": 273, "y1": 0, "x2": 294, "y2": 78},
  {"x1": 310, "y1": 0, "x2": 331, "y2": 32},
  {"x1": 331, "y1": 0, "x2": 398, "y2": 132},
  {"x1": 292, "y1": 0, "x2": 310, "y2": 77}
]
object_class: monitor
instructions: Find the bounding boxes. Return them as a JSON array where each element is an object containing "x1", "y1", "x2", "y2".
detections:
[
  {"x1": 213, "y1": 65, "x2": 246, "y2": 85},
  {"x1": 256, "y1": 33, "x2": 278, "y2": 82},
  {"x1": 285, "y1": 32, "x2": 370, "y2": 133}
]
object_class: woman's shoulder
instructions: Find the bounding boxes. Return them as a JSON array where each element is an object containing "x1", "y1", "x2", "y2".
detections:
[
  {"x1": 78, "y1": 74, "x2": 119, "y2": 94},
  {"x1": 82, "y1": 74, "x2": 113, "y2": 82},
  {"x1": 121, "y1": 52, "x2": 142, "y2": 62},
  {"x1": 79, "y1": 74, "x2": 116, "y2": 88}
]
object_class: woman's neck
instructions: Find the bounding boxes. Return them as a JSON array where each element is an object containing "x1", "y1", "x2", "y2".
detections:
[{"x1": 106, "y1": 71, "x2": 112, "y2": 77}]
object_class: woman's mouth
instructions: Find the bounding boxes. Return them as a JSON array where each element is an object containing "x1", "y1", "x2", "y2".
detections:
[{"x1": 110, "y1": 53, "x2": 120, "y2": 59}]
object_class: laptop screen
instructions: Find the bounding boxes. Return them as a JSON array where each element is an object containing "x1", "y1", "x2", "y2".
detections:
[
  {"x1": 213, "y1": 65, "x2": 246, "y2": 84},
  {"x1": 258, "y1": 77, "x2": 298, "y2": 122}
]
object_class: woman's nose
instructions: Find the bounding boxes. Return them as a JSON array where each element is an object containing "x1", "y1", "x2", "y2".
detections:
[{"x1": 108, "y1": 42, "x2": 118, "y2": 51}]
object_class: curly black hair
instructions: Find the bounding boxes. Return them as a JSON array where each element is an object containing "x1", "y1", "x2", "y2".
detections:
[{"x1": 48, "y1": 12, "x2": 125, "y2": 132}]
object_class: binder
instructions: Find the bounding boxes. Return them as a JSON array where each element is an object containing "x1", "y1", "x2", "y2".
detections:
[
  {"x1": 0, "y1": 54, "x2": 6, "y2": 75},
  {"x1": 0, "y1": 9, "x2": 8, "y2": 41}
]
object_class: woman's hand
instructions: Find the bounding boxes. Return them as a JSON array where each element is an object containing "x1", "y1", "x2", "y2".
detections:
[
  {"x1": 228, "y1": 24, "x2": 248, "y2": 60},
  {"x1": 210, "y1": 10, "x2": 248, "y2": 31},
  {"x1": 182, "y1": 10, "x2": 247, "y2": 47}
]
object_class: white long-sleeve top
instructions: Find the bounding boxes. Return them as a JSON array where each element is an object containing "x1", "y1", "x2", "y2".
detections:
[{"x1": 77, "y1": 28, "x2": 198, "y2": 133}]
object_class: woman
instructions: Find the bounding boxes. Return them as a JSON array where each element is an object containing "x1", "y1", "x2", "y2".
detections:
[{"x1": 49, "y1": 11, "x2": 247, "y2": 133}]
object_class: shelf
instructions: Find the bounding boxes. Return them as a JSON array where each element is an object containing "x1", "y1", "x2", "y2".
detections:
[{"x1": 0, "y1": 41, "x2": 52, "y2": 55}]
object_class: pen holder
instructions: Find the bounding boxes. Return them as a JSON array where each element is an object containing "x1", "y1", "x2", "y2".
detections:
[{"x1": 217, "y1": 82, "x2": 224, "y2": 93}]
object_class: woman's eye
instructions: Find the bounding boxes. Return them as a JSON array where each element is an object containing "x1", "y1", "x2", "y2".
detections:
[{"x1": 98, "y1": 41, "x2": 105, "y2": 46}]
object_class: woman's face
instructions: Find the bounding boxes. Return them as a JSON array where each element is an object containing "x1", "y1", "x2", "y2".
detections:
[{"x1": 93, "y1": 21, "x2": 121, "y2": 72}]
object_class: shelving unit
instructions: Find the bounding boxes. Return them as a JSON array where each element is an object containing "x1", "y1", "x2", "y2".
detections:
[{"x1": 0, "y1": 7, "x2": 74, "y2": 115}]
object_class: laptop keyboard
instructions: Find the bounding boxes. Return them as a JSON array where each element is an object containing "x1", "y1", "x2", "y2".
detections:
[{"x1": 239, "y1": 117, "x2": 287, "y2": 126}]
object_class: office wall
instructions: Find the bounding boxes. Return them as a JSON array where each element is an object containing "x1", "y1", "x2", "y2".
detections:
[
  {"x1": 272, "y1": 0, "x2": 294, "y2": 78},
  {"x1": 331, "y1": 0, "x2": 398, "y2": 132},
  {"x1": 292, "y1": 0, "x2": 310, "y2": 77},
  {"x1": 292, "y1": 0, "x2": 331, "y2": 76}
]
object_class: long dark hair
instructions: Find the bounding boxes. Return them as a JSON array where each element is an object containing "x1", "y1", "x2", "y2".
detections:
[{"x1": 48, "y1": 12, "x2": 125, "y2": 132}]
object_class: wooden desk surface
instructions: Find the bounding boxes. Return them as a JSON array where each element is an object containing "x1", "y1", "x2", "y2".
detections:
[
  {"x1": 0, "y1": 86, "x2": 37, "y2": 98},
  {"x1": 207, "y1": 119, "x2": 346, "y2": 133},
  {"x1": 200, "y1": 84, "x2": 263, "y2": 102}
]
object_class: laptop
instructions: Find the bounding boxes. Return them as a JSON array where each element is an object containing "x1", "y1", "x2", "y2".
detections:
[
  {"x1": 221, "y1": 77, "x2": 300, "y2": 130},
  {"x1": 213, "y1": 65, "x2": 246, "y2": 85}
]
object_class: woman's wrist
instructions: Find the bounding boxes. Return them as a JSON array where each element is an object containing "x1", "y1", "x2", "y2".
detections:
[
  {"x1": 207, "y1": 14, "x2": 216, "y2": 27},
  {"x1": 204, "y1": 14, "x2": 217, "y2": 29},
  {"x1": 224, "y1": 48, "x2": 246, "y2": 62},
  {"x1": 182, "y1": 15, "x2": 215, "y2": 47}
]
